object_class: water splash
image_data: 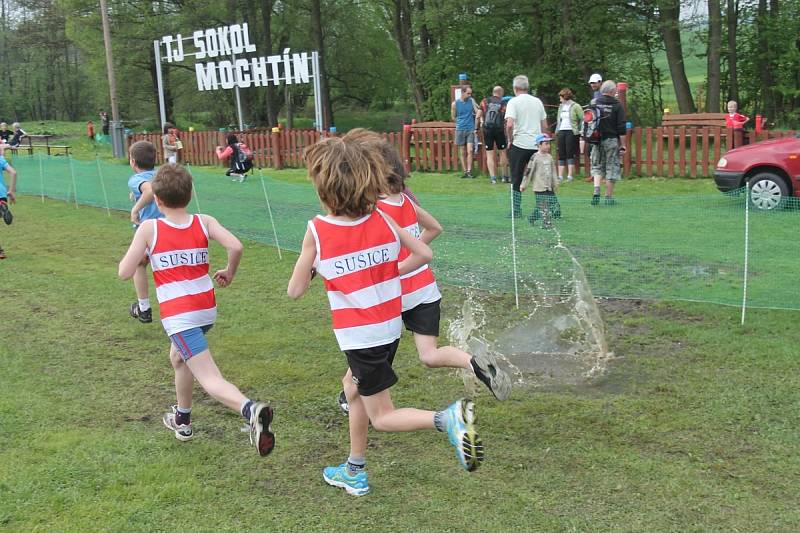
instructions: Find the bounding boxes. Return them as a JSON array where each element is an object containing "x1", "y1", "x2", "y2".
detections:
[{"x1": 447, "y1": 226, "x2": 612, "y2": 392}]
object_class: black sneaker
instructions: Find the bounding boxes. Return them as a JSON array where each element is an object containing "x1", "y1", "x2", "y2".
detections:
[
  {"x1": 502, "y1": 176, "x2": 511, "y2": 183},
  {"x1": 460, "y1": 172, "x2": 469, "y2": 179},
  {"x1": 0, "y1": 201, "x2": 12, "y2": 225},
  {"x1": 337, "y1": 390, "x2": 350, "y2": 415},
  {"x1": 591, "y1": 194, "x2": 600, "y2": 206},
  {"x1": 130, "y1": 302, "x2": 153, "y2": 323},
  {"x1": 604, "y1": 197, "x2": 616, "y2": 206},
  {"x1": 0, "y1": 247, "x2": 6, "y2": 260},
  {"x1": 467, "y1": 171, "x2": 475, "y2": 179},
  {"x1": 471, "y1": 352, "x2": 511, "y2": 401}
]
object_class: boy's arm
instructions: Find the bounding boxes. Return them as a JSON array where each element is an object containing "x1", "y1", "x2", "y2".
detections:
[
  {"x1": 414, "y1": 204, "x2": 442, "y2": 245},
  {"x1": 287, "y1": 228, "x2": 318, "y2": 299},
  {"x1": 385, "y1": 215, "x2": 432, "y2": 276},
  {"x1": 4, "y1": 164, "x2": 17, "y2": 202},
  {"x1": 118, "y1": 220, "x2": 153, "y2": 279},
  {"x1": 130, "y1": 181, "x2": 154, "y2": 225},
  {"x1": 520, "y1": 159, "x2": 534, "y2": 192},
  {"x1": 202, "y1": 214, "x2": 243, "y2": 287}
]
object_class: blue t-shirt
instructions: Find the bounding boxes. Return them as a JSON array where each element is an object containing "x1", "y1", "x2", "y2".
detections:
[
  {"x1": 128, "y1": 169, "x2": 162, "y2": 223},
  {"x1": 455, "y1": 98, "x2": 477, "y2": 131}
]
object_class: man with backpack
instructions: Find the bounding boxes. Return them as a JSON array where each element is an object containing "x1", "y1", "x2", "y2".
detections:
[
  {"x1": 480, "y1": 86, "x2": 509, "y2": 184},
  {"x1": 587, "y1": 80, "x2": 627, "y2": 205}
]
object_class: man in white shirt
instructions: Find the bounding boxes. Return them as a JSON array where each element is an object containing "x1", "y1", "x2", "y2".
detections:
[{"x1": 505, "y1": 75, "x2": 548, "y2": 217}]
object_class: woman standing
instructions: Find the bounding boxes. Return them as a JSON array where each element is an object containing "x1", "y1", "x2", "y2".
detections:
[
  {"x1": 555, "y1": 88, "x2": 583, "y2": 182},
  {"x1": 162, "y1": 122, "x2": 179, "y2": 164}
]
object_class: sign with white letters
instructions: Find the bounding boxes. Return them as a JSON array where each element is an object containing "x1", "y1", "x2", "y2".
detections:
[{"x1": 158, "y1": 24, "x2": 313, "y2": 91}]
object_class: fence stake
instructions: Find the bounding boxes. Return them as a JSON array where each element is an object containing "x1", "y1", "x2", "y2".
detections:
[
  {"x1": 96, "y1": 157, "x2": 111, "y2": 216},
  {"x1": 68, "y1": 155, "x2": 79, "y2": 209},
  {"x1": 186, "y1": 164, "x2": 202, "y2": 213},
  {"x1": 259, "y1": 170, "x2": 282, "y2": 260},
  {"x1": 510, "y1": 185, "x2": 520, "y2": 308},
  {"x1": 741, "y1": 182, "x2": 750, "y2": 325},
  {"x1": 38, "y1": 153, "x2": 45, "y2": 203}
]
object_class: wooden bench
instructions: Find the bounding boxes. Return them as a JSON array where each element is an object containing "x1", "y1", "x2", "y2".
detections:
[
  {"x1": 30, "y1": 144, "x2": 70, "y2": 156},
  {"x1": 662, "y1": 112, "x2": 729, "y2": 129}
]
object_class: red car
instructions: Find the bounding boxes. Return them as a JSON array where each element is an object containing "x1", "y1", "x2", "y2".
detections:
[{"x1": 715, "y1": 134, "x2": 800, "y2": 210}]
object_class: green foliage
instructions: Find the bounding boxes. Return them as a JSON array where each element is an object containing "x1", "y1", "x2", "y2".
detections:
[{"x1": 2, "y1": 0, "x2": 800, "y2": 128}]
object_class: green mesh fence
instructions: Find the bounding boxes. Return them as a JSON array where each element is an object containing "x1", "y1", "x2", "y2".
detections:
[{"x1": 10, "y1": 154, "x2": 799, "y2": 312}]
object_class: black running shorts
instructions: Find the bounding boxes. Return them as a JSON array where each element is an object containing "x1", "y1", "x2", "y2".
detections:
[
  {"x1": 344, "y1": 339, "x2": 400, "y2": 396},
  {"x1": 402, "y1": 299, "x2": 441, "y2": 337},
  {"x1": 483, "y1": 127, "x2": 507, "y2": 151}
]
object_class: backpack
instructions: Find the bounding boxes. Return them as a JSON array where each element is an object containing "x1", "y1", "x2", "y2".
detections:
[
  {"x1": 581, "y1": 105, "x2": 604, "y2": 144},
  {"x1": 483, "y1": 98, "x2": 505, "y2": 129},
  {"x1": 235, "y1": 142, "x2": 253, "y2": 164}
]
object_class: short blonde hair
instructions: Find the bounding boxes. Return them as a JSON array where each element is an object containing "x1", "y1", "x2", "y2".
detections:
[
  {"x1": 304, "y1": 136, "x2": 388, "y2": 218},
  {"x1": 12, "y1": 122, "x2": 21, "y2": 129}
]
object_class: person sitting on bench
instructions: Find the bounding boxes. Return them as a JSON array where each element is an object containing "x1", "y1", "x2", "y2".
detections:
[{"x1": 8, "y1": 123, "x2": 27, "y2": 148}]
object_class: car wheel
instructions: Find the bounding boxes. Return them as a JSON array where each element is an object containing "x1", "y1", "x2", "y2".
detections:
[{"x1": 747, "y1": 172, "x2": 788, "y2": 210}]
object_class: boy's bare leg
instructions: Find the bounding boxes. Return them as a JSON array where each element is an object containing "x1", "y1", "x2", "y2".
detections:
[
  {"x1": 486, "y1": 149, "x2": 497, "y2": 178},
  {"x1": 170, "y1": 344, "x2": 194, "y2": 409},
  {"x1": 361, "y1": 390, "x2": 435, "y2": 432},
  {"x1": 413, "y1": 333, "x2": 471, "y2": 369},
  {"x1": 185, "y1": 350, "x2": 248, "y2": 412},
  {"x1": 605, "y1": 179, "x2": 615, "y2": 197},
  {"x1": 133, "y1": 264, "x2": 149, "y2": 299},
  {"x1": 343, "y1": 369, "x2": 368, "y2": 459}
]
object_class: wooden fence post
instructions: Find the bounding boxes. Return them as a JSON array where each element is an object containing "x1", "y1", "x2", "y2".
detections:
[
  {"x1": 402, "y1": 124, "x2": 412, "y2": 173},
  {"x1": 271, "y1": 127, "x2": 283, "y2": 170}
]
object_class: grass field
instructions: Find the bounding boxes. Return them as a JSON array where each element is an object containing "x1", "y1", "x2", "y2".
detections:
[{"x1": 1, "y1": 189, "x2": 799, "y2": 530}]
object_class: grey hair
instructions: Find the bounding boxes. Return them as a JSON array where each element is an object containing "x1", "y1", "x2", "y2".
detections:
[
  {"x1": 513, "y1": 75, "x2": 529, "y2": 91},
  {"x1": 12, "y1": 122, "x2": 21, "y2": 128},
  {"x1": 600, "y1": 80, "x2": 616, "y2": 95}
]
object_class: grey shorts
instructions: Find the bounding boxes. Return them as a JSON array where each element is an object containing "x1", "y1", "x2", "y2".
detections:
[
  {"x1": 455, "y1": 130, "x2": 476, "y2": 146},
  {"x1": 590, "y1": 137, "x2": 622, "y2": 181}
]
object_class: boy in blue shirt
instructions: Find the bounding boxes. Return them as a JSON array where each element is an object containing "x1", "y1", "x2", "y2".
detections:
[
  {"x1": 0, "y1": 149, "x2": 17, "y2": 259},
  {"x1": 127, "y1": 140, "x2": 163, "y2": 322}
]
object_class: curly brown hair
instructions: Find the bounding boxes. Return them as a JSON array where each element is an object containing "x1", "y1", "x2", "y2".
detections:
[{"x1": 304, "y1": 135, "x2": 389, "y2": 218}]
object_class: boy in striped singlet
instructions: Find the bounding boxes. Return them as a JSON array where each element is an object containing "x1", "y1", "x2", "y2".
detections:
[
  {"x1": 335, "y1": 130, "x2": 511, "y2": 413},
  {"x1": 288, "y1": 136, "x2": 484, "y2": 497},
  {"x1": 118, "y1": 164, "x2": 274, "y2": 456}
]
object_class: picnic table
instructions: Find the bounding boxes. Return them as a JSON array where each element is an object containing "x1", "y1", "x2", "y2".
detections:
[{"x1": 14, "y1": 134, "x2": 71, "y2": 156}]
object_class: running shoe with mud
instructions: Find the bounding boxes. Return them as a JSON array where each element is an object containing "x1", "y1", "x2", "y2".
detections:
[
  {"x1": 0, "y1": 201, "x2": 12, "y2": 225},
  {"x1": 471, "y1": 351, "x2": 512, "y2": 401},
  {"x1": 249, "y1": 401, "x2": 275, "y2": 457},
  {"x1": 129, "y1": 302, "x2": 152, "y2": 323}
]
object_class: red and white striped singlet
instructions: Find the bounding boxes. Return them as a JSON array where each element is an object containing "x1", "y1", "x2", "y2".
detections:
[
  {"x1": 309, "y1": 211, "x2": 402, "y2": 350},
  {"x1": 148, "y1": 215, "x2": 217, "y2": 336},
  {"x1": 377, "y1": 194, "x2": 441, "y2": 311}
]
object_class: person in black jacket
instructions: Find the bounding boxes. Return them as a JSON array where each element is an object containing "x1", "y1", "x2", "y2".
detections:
[{"x1": 590, "y1": 80, "x2": 627, "y2": 205}]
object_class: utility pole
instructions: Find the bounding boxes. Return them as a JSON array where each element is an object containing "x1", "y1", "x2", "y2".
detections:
[{"x1": 99, "y1": 0, "x2": 124, "y2": 157}]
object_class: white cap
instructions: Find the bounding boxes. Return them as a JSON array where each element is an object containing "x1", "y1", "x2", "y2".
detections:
[{"x1": 588, "y1": 73, "x2": 603, "y2": 83}]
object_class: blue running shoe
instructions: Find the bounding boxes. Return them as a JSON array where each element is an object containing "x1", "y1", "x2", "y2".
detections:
[
  {"x1": 323, "y1": 464, "x2": 369, "y2": 496},
  {"x1": 444, "y1": 398, "x2": 484, "y2": 472}
]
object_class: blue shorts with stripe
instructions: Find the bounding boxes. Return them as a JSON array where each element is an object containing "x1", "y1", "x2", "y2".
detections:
[{"x1": 170, "y1": 325, "x2": 214, "y2": 361}]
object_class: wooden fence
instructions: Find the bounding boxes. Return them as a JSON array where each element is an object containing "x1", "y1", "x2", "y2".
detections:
[{"x1": 129, "y1": 126, "x2": 796, "y2": 178}]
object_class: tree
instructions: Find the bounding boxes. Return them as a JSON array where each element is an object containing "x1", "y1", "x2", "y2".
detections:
[
  {"x1": 659, "y1": 0, "x2": 696, "y2": 113},
  {"x1": 706, "y1": 0, "x2": 722, "y2": 112}
]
